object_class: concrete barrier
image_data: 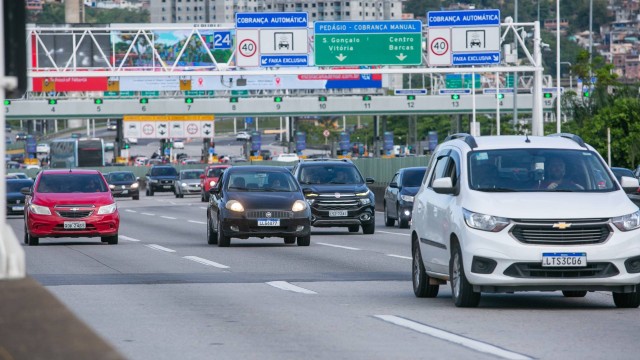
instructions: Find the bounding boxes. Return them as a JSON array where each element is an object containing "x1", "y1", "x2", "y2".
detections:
[{"x1": 0, "y1": 223, "x2": 26, "y2": 279}]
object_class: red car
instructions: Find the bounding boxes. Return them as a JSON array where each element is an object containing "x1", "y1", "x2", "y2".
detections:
[
  {"x1": 200, "y1": 165, "x2": 230, "y2": 202},
  {"x1": 23, "y1": 169, "x2": 120, "y2": 246}
]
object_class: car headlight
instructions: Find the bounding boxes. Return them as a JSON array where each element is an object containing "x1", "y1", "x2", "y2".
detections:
[
  {"x1": 181, "y1": 183, "x2": 188, "y2": 187},
  {"x1": 612, "y1": 211, "x2": 640, "y2": 231},
  {"x1": 292, "y1": 200, "x2": 307, "y2": 212},
  {"x1": 226, "y1": 200, "x2": 244, "y2": 212},
  {"x1": 131, "y1": 183, "x2": 139, "y2": 189},
  {"x1": 400, "y1": 194, "x2": 414, "y2": 202},
  {"x1": 463, "y1": 208, "x2": 509, "y2": 232},
  {"x1": 360, "y1": 198, "x2": 371, "y2": 205},
  {"x1": 109, "y1": 184, "x2": 115, "y2": 189},
  {"x1": 209, "y1": 180, "x2": 217, "y2": 187},
  {"x1": 29, "y1": 204, "x2": 51, "y2": 215},
  {"x1": 355, "y1": 189, "x2": 370, "y2": 196},
  {"x1": 97, "y1": 203, "x2": 117, "y2": 215}
]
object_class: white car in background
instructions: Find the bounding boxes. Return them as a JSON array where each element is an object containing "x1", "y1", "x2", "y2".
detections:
[
  {"x1": 274, "y1": 153, "x2": 300, "y2": 162},
  {"x1": 36, "y1": 143, "x2": 50, "y2": 154},
  {"x1": 173, "y1": 139, "x2": 185, "y2": 149},
  {"x1": 127, "y1": 137, "x2": 138, "y2": 144},
  {"x1": 236, "y1": 131, "x2": 251, "y2": 141}
]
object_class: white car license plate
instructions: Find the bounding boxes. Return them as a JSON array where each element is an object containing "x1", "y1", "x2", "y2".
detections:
[
  {"x1": 258, "y1": 218, "x2": 280, "y2": 227},
  {"x1": 122, "y1": 190, "x2": 128, "y2": 194},
  {"x1": 163, "y1": 185, "x2": 171, "y2": 189},
  {"x1": 64, "y1": 221, "x2": 86, "y2": 229},
  {"x1": 12, "y1": 206, "x2": 24, "y2": 211},
  {"x1": 329, "y1": 210, "x2": 348, "y2": 217},
  {"x1": 542, "y1": 252, "x2": 586, "y2": 267}
]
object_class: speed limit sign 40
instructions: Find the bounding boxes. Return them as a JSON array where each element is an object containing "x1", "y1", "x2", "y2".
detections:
[
  {"x1": 427, "y1": 27, "x2": 452, "y2": 66},
  {"x1": 236, "y1": 29, "x2": 260, "y2": 67}
]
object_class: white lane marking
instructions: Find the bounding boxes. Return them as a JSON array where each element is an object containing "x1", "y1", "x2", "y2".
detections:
[
  {"x1": 183, "y1": 256, "x2": 229, "y2": 269},
  {"x1": 145, "y1": 244, "x2": 176, "y2": 253},
  {"x1": 141, "y1": 212, "x2": 155, "y2": 216},
  {"x1": 161, "y1": 216, "x2": 177, "y2": 220},
  {"x1": 317, "y1": 242, "x2": 360, "y2": 251},
  {"x1": 266, "y1": 281, "x2": 317, "y2": 295},
  {"x1": 375, "y1": 315, "x2": 532, "y2": 360},
  {"x1": 169, "y1": 201, "x2": 177, "y2": 205},
  {"x1": 120, "y1": 235, "x2": 141, "y2": 242},
  {"x1": 125, "y1": 209, "x2": 136, "y2": 213},
  {"x1": 387, "y1": 254, "x2": 412, "y2": 260},
  {"x1": 188, "y1": 220, "x2": 206, "y2": 225},
  {"x1": 378, "y1": 230, "x2": 411, "y2": 237},
  {"x1": 199, "y1": 207, "x2": 208, "y2": 210}
]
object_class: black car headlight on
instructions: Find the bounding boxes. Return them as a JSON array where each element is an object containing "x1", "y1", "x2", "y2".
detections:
[
  {"x1": 109, "y1": 184, "x2": 115, "y2": 189},
  {"x1": 400, "y1": 194, "x2": 414, "y2": 202},
  {"x1": 131, "y1": 183, "x2": 139, "y2": 189},
  {"x1": 612, "y1": 210, "x2": 640, "y2": 231},
  {"x1": 463, "y1": 208, "x2": 509, "y2": 232},
  {"x1": 292, "y1": 200, "x2": 307, "y2": 212},
  {"x1": 226, "y1": 200, "x2": 244, "y2": 212}
]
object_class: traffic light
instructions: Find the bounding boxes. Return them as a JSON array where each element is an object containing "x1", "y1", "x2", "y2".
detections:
[
  {"x1": 185, "y1": 97, "x2": 194, "y2": 104},
  {"x1": 47, "y1": 99, "x2": 57, "y2": 105},
  {"x1": 274, "y1": 96, "x2": 283, "y2": 103},
  {"x1": 123, "y1": 142, "x2": 130, "y2": 149},
  {"x1": 139, "y1": 98, "x2": 149, "y2": 104},
  {"x1": 229, "y1": 97, "x2": 239, "y2": 103},
  {"x1": 407, "y1": 95, "x2": 416, "y2": 100},
  {"x1": 451, "y1": 94, "x2": 460, "y2": 100},
  {"x1": 318, "y1": 95, "x2": 327, "y2": 102},
  {"x1": 94, "y1": 98, "x2": 103, "y2": 104},
  {"x1": 495, "y1": 94, "x2": 504, "y2": 99},
  {"x1": 543, "y1": 93, "x2": 553, "y2": 99},
  {"x1": 4, "y1": 100, "x2": 10, "y2": 105},
  {"x1": 583, "y1": 91, "x2": 590, "y2": 98},
  {"x1": 362, "y1": 95, "x2": 372, "y2": 101}
]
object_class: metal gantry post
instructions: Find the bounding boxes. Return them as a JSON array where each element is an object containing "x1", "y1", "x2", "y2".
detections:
[{"x1": 532, "y1": 20, "x2": 544, "y2": 136}]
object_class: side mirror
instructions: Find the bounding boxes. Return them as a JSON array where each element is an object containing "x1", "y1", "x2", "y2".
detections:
[
  {"x1": 366, "y1": 177, "x2": 375, "y2": 184},
  {"x1": 620, "y1": 176, "x2": 639, "y2": 194},
  {"x1": 200, "y1": 174, "x2": 205, "y2": 179},
  {"x1": 432, "y1": 177, "x2": 455, "y2": 195},
  {"x1": 136, "y1": 177, "x2": 140, "y2": 181},
  {"x1": 20, "y1": 187, "x2": 31, "y2": 195},
  {"x1": 389, "y1": 181, "x2": 399, "y2": 188}
]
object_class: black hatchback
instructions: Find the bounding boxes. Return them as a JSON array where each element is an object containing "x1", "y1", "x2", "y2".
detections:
[
  {"x1": 206, "y1": 166, "x2": 311, "y2": 247},
  {"x1": 6, "y1": 178, "x2": 34, "y2": 215},
  {"x1": 106, "y1": 171, "x2": 140, "y2": 200},
  {"x1": 383, "y1": 167, "x2": 427, "y2": 228}
]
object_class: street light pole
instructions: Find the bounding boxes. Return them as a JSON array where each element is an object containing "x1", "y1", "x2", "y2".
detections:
[
  {"x1": 556, "y1": 0, "x2": 562, "y2": 133},
  {"x1": 589, "y1": 0, "x2": 593, "y2": 67},
  {"x1": 560, "y1": 61, "x2": 573, "y2": 89}
]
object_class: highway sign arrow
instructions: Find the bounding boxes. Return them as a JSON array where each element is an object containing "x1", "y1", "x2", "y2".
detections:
[
  {"x1": 396, "y1": 53, "x2": 407, "y2": 61},
  {"x1": 492, "y1": 54, "x2": 499, "y2": 62},
  {"x1": 159, "y1": 130, "x2": 166, "y2": 135},
  {"x1": 261, "y1": 58, "x2": 268, "y2": 65},
  {"x1": 204, "y1": 130, "x2": 211, "y2": 135},
  {"x1": 336, "y1": 54, "x2": 347, "y2": 62}
]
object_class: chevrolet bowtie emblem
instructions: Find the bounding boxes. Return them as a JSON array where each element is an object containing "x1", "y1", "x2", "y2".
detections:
[{"x1": 553, "y1": 222, "x2": 572, "y2": 230}]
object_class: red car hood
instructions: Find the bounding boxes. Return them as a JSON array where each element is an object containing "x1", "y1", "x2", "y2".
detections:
[{"x1": 34, "y1": 192, "x2": 115, "y2": 206}]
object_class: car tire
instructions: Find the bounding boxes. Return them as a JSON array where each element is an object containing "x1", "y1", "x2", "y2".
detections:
[
  {"x1": 201, "y1": 192, "x2": 206, "y2": 202},
  {"x1": 217, "y1": 217, "x2": 231, "y2": 247},
  {"x1": 450, "y1": 243, "x2": 481, "y2": 307},
  {"x1": 384, "y1": 203, "x2": 394, "y2": 227},
  {"x1": 297, "y1": 235, "x2": 310, "y2": 246},
  {"x1": 399, "y1": 218, "x2": 410, "y2": 229},
  {"x1": 413, "y1": 238, "x2": 439, "y2": 298},
  {"x1": 148, "y1": 187, "x2": 154, "y2": 196},
  {"x1": 362, "y1": 222, "x2": 375, "y2": 235},
  {"x1": 207, "y1": 216, "x2": 218, "y2": 245},
  {"x1": 175, "y1": 191, "x2": 180, "y2": 198},
  {"x1": 133, "y1": 195, "x2": 140, "y2": 200},
  {"x1": 562, "y1": 290, "x2": 587, "y2": 298},
  {"x1": 348, "y1": 225, "x2": 359, "y2": 233},
  {"x1": 284, "y1": 236, "x2": 296, "y2": 244},
  {"x1": 612, "y1": 289, "x2": 640, "y2": 308},
  {"x1": 27, "y1": 232, "x2": 39, "y2": 246},
  {"x1": 102, "y1": 234, "x2": 118, "y2": 245}
]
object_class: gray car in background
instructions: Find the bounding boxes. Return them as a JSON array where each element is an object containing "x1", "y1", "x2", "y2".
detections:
[{"x1": 175, "y1": 169, "x2": 205, "y2": 198}]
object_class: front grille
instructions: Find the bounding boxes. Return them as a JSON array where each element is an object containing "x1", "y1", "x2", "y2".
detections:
[
  {"x1": 510, "y1": 218, "x2": 611, "y2": 245},
  {"x1": 315, "y1": 194, "x2": 360, "y2": 210},
  {"x1": 160, "y1": 180, "x2": 174, "y2": 185},
  {"x1": 55, "y1": 205, "x2": 95, "y2": 219},
  {"x1": 246, "y1": 210, "x2": 293, "y2": 219},
  {"x1": 504, "y1": 262, "x2": 619, "y2": 278}
]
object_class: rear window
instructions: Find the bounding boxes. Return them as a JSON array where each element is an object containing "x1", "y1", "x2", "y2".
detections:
[
  {"x1": 207, "y1": 168, "x2": 225, "y2": 177},
  {"x1": 37, "y1": 174, "x2": 108, "y2": 193},
  {"x1": 6, "y1": 180, "x2": 33, "y2": 193}
]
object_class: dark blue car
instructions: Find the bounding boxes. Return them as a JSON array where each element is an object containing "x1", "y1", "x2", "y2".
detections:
[
  {"x1": 6, "y1": 178, "x2": 34, "y2": 215},
  {"x1": 384, "y1": 167, "x2": 427, "y2": 228}
]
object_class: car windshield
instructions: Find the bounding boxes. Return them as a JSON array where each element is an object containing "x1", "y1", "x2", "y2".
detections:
[
  {"x1": 6, "y1": 180, "x2": 33, "y2": 192},
  {"x1": 181, "y1": 170, "x2": 204, "y2": 179},
  {"x1": 37, "y1": 174, "x2": 108, "y2": 193},
  {"x1": 402, "y1": 169, "x2": 426, "y2": 187},
  {"x1": 207, "y1": 168, "x2": 225, "y2": 177},
  {"x1": 299, "y1": 165, "x2": 364, "y2": 184},
  {"x1": 227, "y1": 171, "x2": 298, "y2": 192},
  {"x1": 468, "y1": 149, "x2": 617, "y2": 192},
  {"x1": 109, "y1": 172, "x2": 136, "y2": 182},
  {"x1": 151, "y1": 167, "x2": 178, "y2": 176}
]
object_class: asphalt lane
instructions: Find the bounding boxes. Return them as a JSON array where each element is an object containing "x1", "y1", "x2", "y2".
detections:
[{"x1": 6, "y1": 194, "x2": 640, "y2": 360}]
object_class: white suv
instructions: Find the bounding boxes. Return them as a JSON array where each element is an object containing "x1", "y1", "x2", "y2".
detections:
[{"x1": 411, "y1": 133, "x2": 640, "y2": 308}]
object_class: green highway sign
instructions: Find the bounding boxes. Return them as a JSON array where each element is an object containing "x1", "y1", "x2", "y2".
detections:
[
  {"x1": 314, "y1": 20, "x2": 422, "y2": 66},
  {"x1": 445, "y1": 74, "x2": 481, "y2": 89},
  {"x1": 104, "y1": 91, "x2": 135, "y2": 97},
  {"x1": 104, "y1": 91, "x2": 119, "y2": 97},
  {"x1": 231, "y1": 90, "x2": 250, "y2": 97},
  {"x1": 120, "y1": 91, "x2": 135, "y2": 97},
  {"x1": 140, "y1": 91, "x2": 160, "y2": 97},
  {"x1": 185, "y1": 90, "x2": 215, "y2": 96}
]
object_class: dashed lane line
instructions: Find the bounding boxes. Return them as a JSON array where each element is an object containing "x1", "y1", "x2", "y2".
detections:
[
  {"x1": 199, "y1": 207, "x2": 207, "y2": 210},
  {"x1": 145, "y1": 244, "x2": 176, "y2": 253},
  {"x1": 120, "y1": 235, "x2": 141, "y2": 242},
  {"x1": 266, "y1": 281, "x2": 317, "y2": 295},
  {"x1": 188, "y1": 220, "x2": 207, "y2": 225},
  {"x1": 125, "y1": 209, "x2": 136, "y2": 213},
  {"x1": 374, "y1": 315, "x2": 532, "y2": 360},
  {"x1": 317, "y1": 242, "x2": 361, "y2": 251},
  {"x1": 183, "y1": 256, "x2": 229, "y2": 269},
  {"x1": 378, "y1": 230, "x2": 411, "y2": 237},
  {"x1": 386, "y1": 254, "x2": 412, "y2": 260},
  {"x1": 141, "y1": 212, "x2": 155, "y2": 216},
  {"x1": 161, "y1": 216, "x2": 177, "y2": 220}
]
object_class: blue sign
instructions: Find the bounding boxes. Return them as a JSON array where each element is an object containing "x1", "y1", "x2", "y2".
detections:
[
  {"x1": 251, "y1": 132, "x2": 261, "y2": 151},
  {"x1": 260, "y1": 55, "x2": 308, "y2": 67},
  {"x1": 428, "y1": 131, "x2": 438, "y2": 152},
  {"x1": 295, "y1": 132, "x2": 306, "y2": 151},
  {"x1": 211, "y1": 31, "x2": 231, "y2": 50},
  {"x1": 394, "y1": 89, "x2": 428, "y2": 95},
  {"x1": 482, "y1": 88, "x2": 515, "y2": 94},
  {"x1": 236, "y1": 12, "x2": 308, "y2": 28},
  {"x1": 427, "y1": 9, "x2": 501, "y2": 27},
  {"x1": 208, "y1": 147, "x2": 215, "y2": 156},
  {"x1": 339, "y1": 132, "x2": 350, "y2": 151},
  {"x1": 383, "y1": 131, "x2": 394, "y2": 152},
  {"x1": 315, "y1": 20, "x2": 422, "y2": 34},
  {"x1": 245, "y1": 117, "x2": 253, "y2": 125},
  {"x1": 541, "y1": 87, "x2": 565, "y2": 93},
  {"x1": 438, "y1": 89, "x2": 472, "y2": 95},
  {"x1": 25, "y1": 137, "x2": 37, "y2": 154},
  {"x1": 452, "y1": 52, "x2": 501, "y2": 65}
]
